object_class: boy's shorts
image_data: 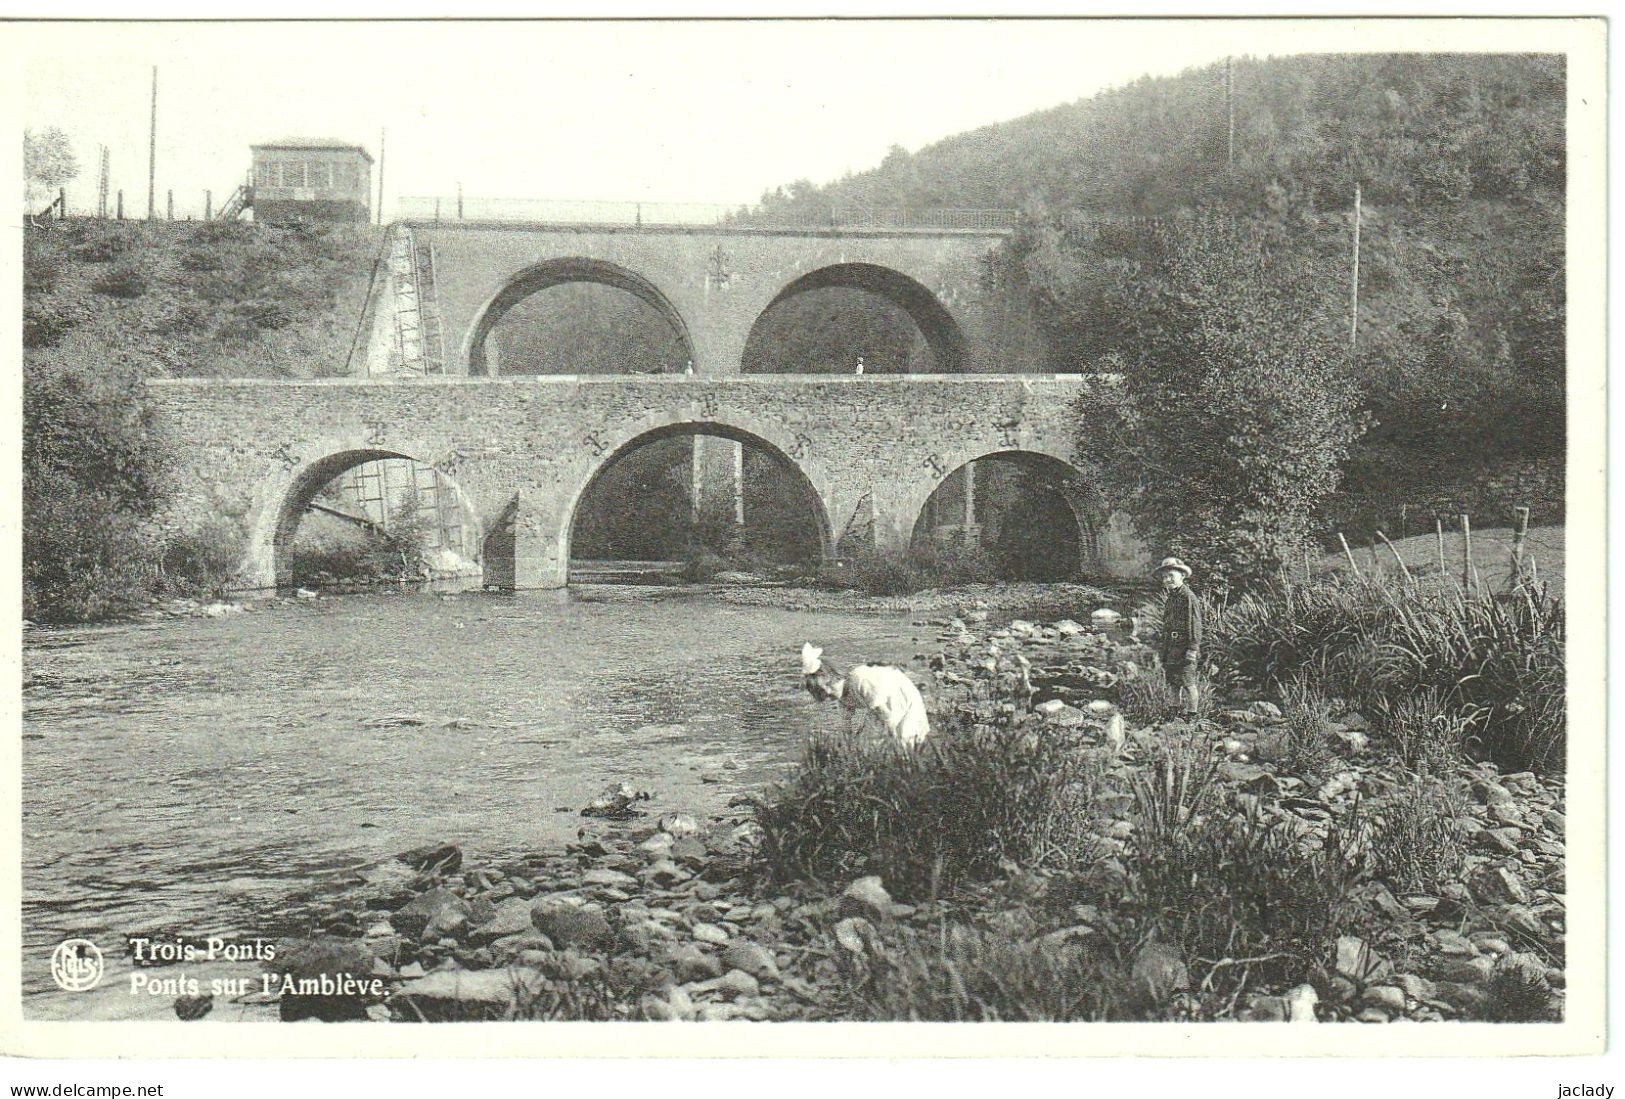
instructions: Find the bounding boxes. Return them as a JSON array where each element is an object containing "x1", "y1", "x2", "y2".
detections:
[{"x1": 1164, "y1": 660, "x2": 1197, "y2": 690}]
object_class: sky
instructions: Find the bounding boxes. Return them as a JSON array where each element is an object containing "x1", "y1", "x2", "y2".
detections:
[{"x1": 14, "y1": 19, "x2": 1258, "y2": 220}]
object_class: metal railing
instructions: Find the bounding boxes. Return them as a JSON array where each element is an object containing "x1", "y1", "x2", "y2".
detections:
[{"x1": 394, "y1": 195, "x2": 1018, "y2": 233}]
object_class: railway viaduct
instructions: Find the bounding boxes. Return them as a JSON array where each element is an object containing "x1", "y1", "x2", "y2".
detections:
[{"x1": 145, "y1": 215, "x2": 1145, "y2": 589}]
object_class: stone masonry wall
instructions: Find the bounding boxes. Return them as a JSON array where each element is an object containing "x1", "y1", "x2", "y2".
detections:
[
  {"x1": 415, "y1": 224, "x2": 1036, "y2": 377},
  {"x1": 144, "y1": 375, "x2": 1136, "y2": 590}
]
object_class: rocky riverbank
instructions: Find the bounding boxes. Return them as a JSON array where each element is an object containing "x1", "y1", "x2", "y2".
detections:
[{"x1": 123, "y1": 604, "x2": 1563, "y2": 1024}]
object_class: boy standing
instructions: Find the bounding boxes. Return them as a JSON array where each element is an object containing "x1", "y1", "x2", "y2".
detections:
[{"x1": 1157, "y1": 556, "x2": 1202, "y2": 716}]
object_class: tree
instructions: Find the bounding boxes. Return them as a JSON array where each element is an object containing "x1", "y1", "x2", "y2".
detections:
[
  {"x1": 24, "y1": 127, "x2": 79, "y2": 210},
  {"x1": 1066, "y1": 213, "x2": 1367, "y2": 591}
]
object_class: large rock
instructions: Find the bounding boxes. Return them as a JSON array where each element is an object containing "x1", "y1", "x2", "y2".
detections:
[
  {"x1": 662, "y1": 942, "x2": 724, "y2": 983},
  {"x1": 1469, "y1": 865, "x2": 1529, "y2": 906},
  {"x1": 392, "y1": 968, "x2": 546, "y2": 1022},
  {"x1": 722, "y1": 941, "x2": 780, "y2": 983},
  {"x1": 268, "y1": 937, "x2": 377, "y2": 1022},
  {"x1": 530, "y1": 895, "x2": 613, "y2": 950},
  {"x1": 582, "y1": 868, "x2": 639, "y2": 889},
  {"x1": 839, "y1": 877, "x2": 894, "y2": 922},
  {"x1": 1334, "y1": 936, "x2": 1392, "y2": 985},
  {"x1": 469, "y1": 896, "x2": 538, "y2": 945},
  {"x1": 392, "y1": 887, "x2": 473, "y2": 942},
  {"x1": 396, "y1": 843, "x2": 463, "y2": 874},
  {"x1": 1130, "y1": 942, "x2": 1189, "y2": 1002}
]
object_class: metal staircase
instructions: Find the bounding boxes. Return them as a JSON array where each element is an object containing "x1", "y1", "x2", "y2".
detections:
[
  {"x1": 386, "y1": 225, "x2": 427, "y2": 374},
  {"x1": 414, "y1": 238, "x2": 447, "y2": 373},
  {"x1": 216, "y1": 183, "x2": 251, "y2": 221}
]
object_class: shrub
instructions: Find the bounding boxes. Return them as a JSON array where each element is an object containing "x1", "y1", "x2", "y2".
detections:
[
  {"x1": 73, "y1": 231, "x2": 134, "y2": 263},
  {"x1": 1483, "y1": 953, "x2": 1559, "y2": 1023},
  {"x1": 1275, "y1": 673, "x2": 1338, "y2": 778},
  {"x1": 753, "y1": 711, "x2": 1104, "y2": 900},
  {"x1": 24, "y1": 362, "x2": 171, "y2": 622},
  {"x1": 91, "y1": 262, "x2": 148, "y2": 298},
  {"x1": 1370, "y1": 688, "x2": 1469, "y2": 774},
  {"x1": 832, "y1": 920, "x2": 1151, "y2": 1021},
  {"x1": 23, "y1": 478, "x2": 160, "y2": 623},
  {"x1": 158, "y1": 525, "x2": 241, "y2": 600},
  {"x1": 1369, "y1": 773, "x2": 1468, "y2": 894}
]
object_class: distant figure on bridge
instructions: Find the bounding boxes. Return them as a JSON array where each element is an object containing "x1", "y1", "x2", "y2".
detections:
[
  {"x1": 854, "y1": 355, "x2": 865, "y2": 375},
  {"x1": 683, "y1": 360, "x2": 694, "y2": 376}
]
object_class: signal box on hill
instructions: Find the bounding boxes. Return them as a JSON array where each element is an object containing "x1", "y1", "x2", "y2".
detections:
[{"x1": 249, "y1": 139, "x2": 373, "y2": 224}]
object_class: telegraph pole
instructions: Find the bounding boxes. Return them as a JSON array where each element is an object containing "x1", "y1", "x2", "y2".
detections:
[
  {"x1": 147, "y1": 66, "x2": 158, "y2": 220},
  {"x1": 1350, "y1": 182, "x2": 1362, "y2": 350},
  {"x1": 376, "y1": 128, "x2": 386, "y2": 225},
  {"x1": 1225, "y1": 57, "x2": 1235, "y2": 172}
]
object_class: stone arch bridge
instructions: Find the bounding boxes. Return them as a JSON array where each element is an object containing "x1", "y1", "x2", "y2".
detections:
[
  {"x1": 375, "y1": 218, "x2": 1045, "y2": 377},
  {"x1": 146, "y1": 374, "x2": 1146, "y2": 590}
]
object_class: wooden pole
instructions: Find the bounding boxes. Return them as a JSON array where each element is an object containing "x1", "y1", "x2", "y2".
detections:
[
  {"x1": 1460, "y1": 514, "x2": 1473, "y2": 592},
  {"x1": 1338, "y1": 533, "x2": 1361, "y2": 578},
  {"x1": 1510, "y1": 505, "x2": 1531, "y2": 586},
  {"x1": 147, "y1": 66, "x2": 157, "y2": 220},
  {"x1": 1436, "y1": 517, "x2": 1446, "y2": 578},
  {"x1": 1349, "y1": 182, "x2": 1361, "y2": 351},
  {"x1": 376, "y1": 127, "x2": 386, "y2": 226},
  {"x1": 166, "y1": 189, "x2": 173, "y2": 220},
  {"x1": 1224, "y1": 57, "x2": 1235, "y2": 173},
  {"x1": 57, "y1": 187, "x2": 65, "y2": 219},
  {"x1": 457, "y1": 181, "x2": 463, "y2": 220},
  {"x1": 205, "y1": 190, "x2": 212, "y2": 221},
  {"x1": 1376, "y1": 530, "x2": 1413, "y2": 582},
  {"x1": 117, "y1": 189, "x2": 124, "y2": 219}
]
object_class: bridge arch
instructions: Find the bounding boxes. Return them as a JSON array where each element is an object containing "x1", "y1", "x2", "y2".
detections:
[
  {"x1": 906, "y1": 449, "x2": 1101, "y2": 576},
  {"x1": 558, "y1": 412, "x2": 834, "y2": 573},
  {"x1": 464, "y1": 257, "x2": 696, "y2": 376},
  {"x1": 744, "y1": 262, "x2": 967, "y2": 374},
  {"x1": 264, "y1": 446, "x2": 486, "y2": 590}
]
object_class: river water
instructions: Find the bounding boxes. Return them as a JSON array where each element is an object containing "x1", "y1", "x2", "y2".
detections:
[{"x1": 20, "y1": 589, "x2": 931, "y2": 1004}]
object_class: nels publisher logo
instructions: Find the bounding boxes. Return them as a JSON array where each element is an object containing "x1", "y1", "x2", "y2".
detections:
[{"x1": 50, "y1": 938, "x2": 104, "y2": 992}]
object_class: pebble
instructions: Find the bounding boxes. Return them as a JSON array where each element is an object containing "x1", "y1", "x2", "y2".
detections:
[{"x1": 691, "y1": 922, "x2": 731, "y2": 946}]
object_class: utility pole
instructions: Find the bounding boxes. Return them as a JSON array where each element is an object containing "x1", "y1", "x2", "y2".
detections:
[
  {"x1": 97, "y1": 145, "x2": 109, "y2": 218},
  {"x1": 147, "y1": 66, "x2": 158, "y2": 220},
  {"x1": 1349, "y1": 181, "x2": 1362, "y2": 351},
  {"x1": 1224, "y1": 57, "x2": 1235, "y2": 173},
  {"x1": 376, "y1": 128, "x2": 386, "y2": 225}
]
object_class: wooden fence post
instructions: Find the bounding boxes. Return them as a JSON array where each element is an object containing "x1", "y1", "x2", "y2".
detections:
[
  {"x1": 166, "y1": 189, "x2": 173, "y2": 220},
  {"x1": 1376, "y1": 530, "x2": 1413, "y2": 582},
  {"x1": 1436, "y1": 517, "x2": 1446, "y2": 578},
  {"x1": 117, "y1": 190, "x2": 124, "y2": 219},
  {"x1": 1510, "y1": 505, "x2": 1531, "y2": 587},
  {"x1": 1338, "y1": 533, "x2": 1361, "y2": 578},
  {"x1": 1461, "y1": 514, "x2": 1474, "y2": 592},
  {"x1": 58, "y1": 187, "x2": 66, "y2": 219},
  {"x1": 205, "y1": 190, "x2": 212, "y2": 220}
]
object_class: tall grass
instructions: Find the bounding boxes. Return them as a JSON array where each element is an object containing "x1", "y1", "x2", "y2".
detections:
[
  {"x1": 753, "y1": 711, "x2": 1103, "y2": 900},
  {"x1": 1211, "y1": 574, "x2": 1564, "y2": 773},
  {"x1": 833, "y1": 920, "x2": 1151, "y2": 1021},
  {"x1": 1127, "y1": 730, "x2": 1365, "y2": 998}
]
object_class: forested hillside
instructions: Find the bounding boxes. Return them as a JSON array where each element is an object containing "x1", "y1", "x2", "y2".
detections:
[{"x1": 753, "y1": 53, "x2": 1566, "y2": 535}]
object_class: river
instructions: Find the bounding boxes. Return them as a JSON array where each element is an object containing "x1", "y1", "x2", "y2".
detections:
[{"x1": 20, "y1": 588, "x2": 934, "y2": 1005}]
